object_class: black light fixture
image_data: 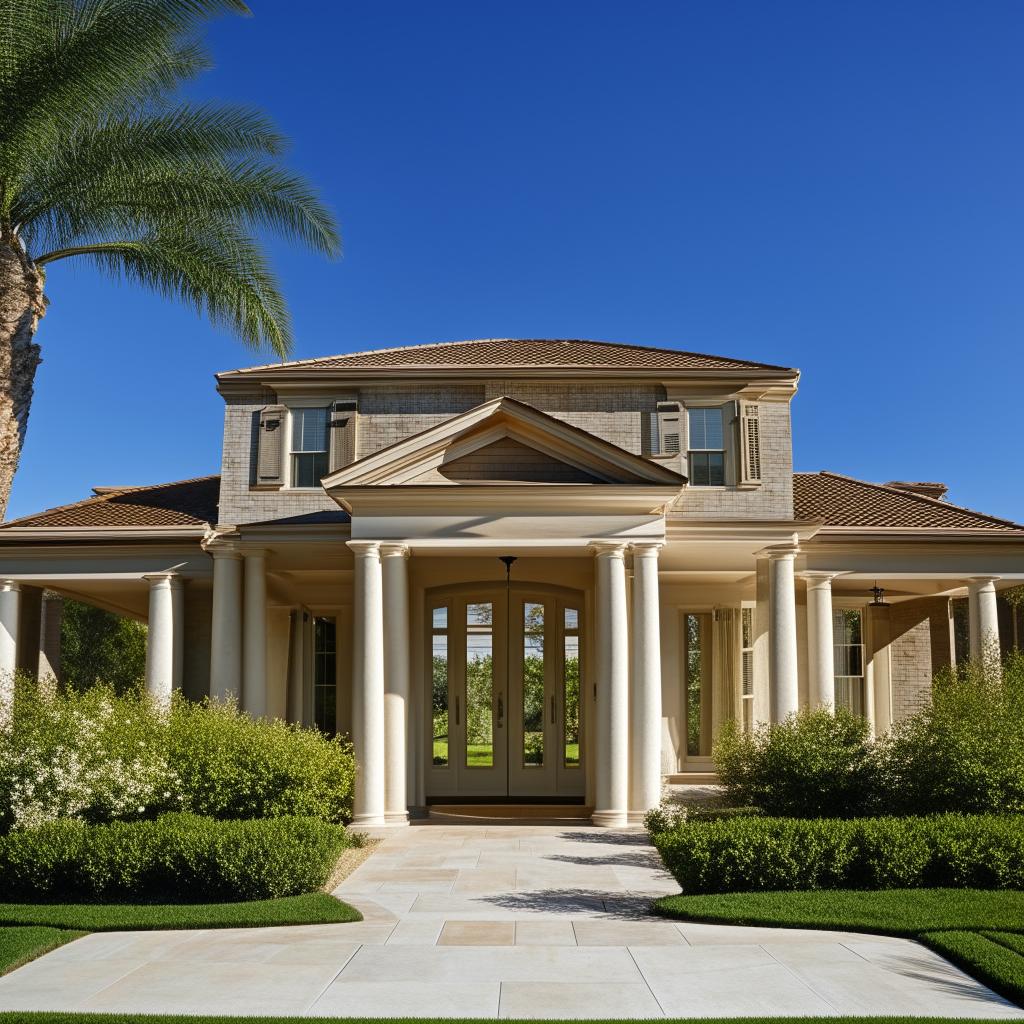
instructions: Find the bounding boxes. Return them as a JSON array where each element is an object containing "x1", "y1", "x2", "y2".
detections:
[{"x1": 870, "y1": 582, "x2": 889, "y2": 607}]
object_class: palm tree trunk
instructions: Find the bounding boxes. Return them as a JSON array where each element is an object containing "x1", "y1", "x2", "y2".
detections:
[{"x1": 0, "y1": 243, "x2": 44, "y2": 519}]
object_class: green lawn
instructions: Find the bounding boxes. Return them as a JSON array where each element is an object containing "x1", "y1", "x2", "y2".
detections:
[
  {"x1": 0, "y1": 894, "x2": 360, "y2": 977},
  {"x1": 656, "y1": 888, "x2": 1024, "y2": 1008},
  {"x1": 433, "y1": 740, "x2": 581, "y2": 768}
]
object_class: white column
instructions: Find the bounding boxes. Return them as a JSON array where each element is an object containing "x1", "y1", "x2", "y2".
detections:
[
  {"x1": 0, "y1": 579, "x2": 20, "y2": 679},
  {"x1": 968, "y1": 576, "x2": 1001, "y2": 675},
  {"x1": 209, "y1": 547, "x2": 243, "y2": 701},
  {"x1": 765, "y1": 543, "x2": 799, "y2": 722},
  {"x1": 381, "y1": 543, "x2": 411, "y2": 825},
  {"x1": 144, "y1": 574, "x2": 182, "y2": 705},
  {"x1": 630, "y1": 543, "x2": 663, "y2": 820},
  {"x1": 349, "y1": 540, "x2": 386, "y2": 827},
  {"x1": 592, "y1": 542, "x2": 629, "y2": 828},
  {"x1": 242, "y1": 550, "x2": 267, "y2": 717},
  {"x1": 804, "y1": 573, "x2": 836, "y2": 710}
]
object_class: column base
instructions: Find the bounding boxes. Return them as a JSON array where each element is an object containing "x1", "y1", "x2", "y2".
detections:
[
  {"x1": 384, "y1": 811, "x2": 410, "y2": 826},
  {"x1": 626, "y1": 810, "x2": 651, "y2": 825},
  {"x1": 351, "y1": 812, "x2": 387, "y2": 828},
  {"x1": 591, "y1": 809, "x2": 628, "y2": 828}
]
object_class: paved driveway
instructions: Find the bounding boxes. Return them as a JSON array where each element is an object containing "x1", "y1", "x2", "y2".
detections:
[{"x1": 0, "y1": 823, "x2": 1020, "y2": 1018}]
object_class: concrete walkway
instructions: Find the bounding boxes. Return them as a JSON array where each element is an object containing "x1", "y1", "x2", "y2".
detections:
[{"x1": 0, "y1": 823, "x2": 1020, "y2": 1018}]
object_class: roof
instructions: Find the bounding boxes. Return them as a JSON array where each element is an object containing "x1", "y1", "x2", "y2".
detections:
[
  {"x1": 1, "y1": 476, "x2": 220, "y2": 531},
  {"x1": 218, "y1": 338, "x2": 797, "y2": 378},
  {"x1": 795, "y1": 472, "x2": 1024, "y2": 532}
]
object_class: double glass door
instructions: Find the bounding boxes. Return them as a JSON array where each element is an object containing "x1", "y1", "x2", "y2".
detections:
[{"x1": 428, "y1": 585, "x2": 584, "y2": 799}]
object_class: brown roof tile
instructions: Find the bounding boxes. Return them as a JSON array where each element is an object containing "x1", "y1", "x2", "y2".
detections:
[
  {"x1": 795, "y1": 472, "x2": 1023, "y2": 531},
  {"x1": 1, "y1": 476, "x2": 220, "y2": 530},
  {"x1": 222, "y1": 338, "x2": 796, "y2": 375}
]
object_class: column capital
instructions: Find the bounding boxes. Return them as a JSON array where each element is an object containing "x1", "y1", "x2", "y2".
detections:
[
  {"x1": 800, "y1": 571, "x2": 841, "y2": 588},
  {"x1": 630, "y1": 541, "x2": 664, "y2": 559},
  {"x1": 756, "y1": 542, "x2": 800, "y2": 561},
  {"x1": 207, "y1": 542, "x2": 243, "y2": 560},
  {"x1": 379, "y1": 542, "x2": 410, "y2": 559},
  {"x1": 588, "y1": 541, "x2": 627, "y2": 560},
  {"x1": 347, "y1": 540, "x2": 382, "y2": 557},
  {"x1": 142, "y1": 573, "x2": 184, "y2": 589},
  {"x1": 0, "y1": 580, "x2": 20, "y2": 593},
  {"x1": 968, "y1": 576, "x2": 1001, "y2": 587}
]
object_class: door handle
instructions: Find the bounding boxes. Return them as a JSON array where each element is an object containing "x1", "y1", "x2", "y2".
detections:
[{"x1": 550, "y1": 694, "x2": 556, "y2": 725}]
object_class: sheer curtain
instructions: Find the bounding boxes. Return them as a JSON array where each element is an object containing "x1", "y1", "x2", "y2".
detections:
[{"x1": 712, "y1": 607, "x2": 742, "y2": 737}]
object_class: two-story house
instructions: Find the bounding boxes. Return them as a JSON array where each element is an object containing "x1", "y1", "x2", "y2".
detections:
[{"x1": 1, "y1": 338, "x2": 1022, "y2": 826}]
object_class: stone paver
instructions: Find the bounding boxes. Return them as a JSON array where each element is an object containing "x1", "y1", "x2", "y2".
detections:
[{"x1": 0, "y1": 822, "x2": 1020, "y2": 1018}]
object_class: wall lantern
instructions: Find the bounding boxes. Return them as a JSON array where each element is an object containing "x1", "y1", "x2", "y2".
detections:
[{"x1": 870, "y1": 582, "x2": 889, "y2": 607}]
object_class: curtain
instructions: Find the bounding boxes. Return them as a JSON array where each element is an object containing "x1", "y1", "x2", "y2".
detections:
[{"x1": 712, "y1": 607, "x2": 742, "y2": 737}]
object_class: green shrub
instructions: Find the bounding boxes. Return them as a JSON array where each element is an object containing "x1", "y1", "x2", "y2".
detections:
[
  {"x1": 166, "y1": 698, "x2": 356, "y2": 824},
  {"x1": 653, "y1": 813, "x2": 1024, "y2": 895},
  {"x1": 0, "y1": 814, "x2": 351, "y2": 901},
  {"x1": 713, "y1": 708, "x2": 878, "y2": 818},
  {"x1": 0, "y1": 679, "x2": 356, "y2": 831},
  {"x1": 876, "y1": 651, "x2": 1024, "y2": 816}
]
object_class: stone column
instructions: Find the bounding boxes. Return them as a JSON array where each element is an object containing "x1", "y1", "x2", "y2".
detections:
[
  {"x1": 349, "y1": 541, "x2": 386, "y2": 827},
  {"x1": 968, "y1": 576, "x2": 1001, "y2": 675},
  {"x1": 381, "y1": 543, "x2": 411, "y2": 825},
  {"x1": 804, "y1": 573, "x2": 837, "y2": 710},
  {"x1": 630, "y1": 543, "x2": 663, "y2": 820},
  {"x1": 209, "y1": 547, "x2": 243, "y2": 700},
  {"x1": 765, "y1": 543, "x2": 799, "y2": 722},
  {"x1": 591, "y1": 542, "x2": 629, "y2": 828},
  {"x1": 38, "y1": 591, "x2": 63, "y2": 686},
  {"x1": 144, "y1": 574, "x2": 182, "y2": 704},
  {"x1": 242, "y1": 550, "x2": 268, "y2": 717}
]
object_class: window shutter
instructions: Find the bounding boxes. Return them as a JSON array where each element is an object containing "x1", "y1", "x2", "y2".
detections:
[
  {"x1": 739, "y1": 402, "x2": 762, "y2": 486},
  {"x1": 656, "y1": 402, "x2": 682, "y2": 455},
  {"x1": 256, "y1": 405, "x2": 286, "y2": 487},
  {"x1": 328, "y1": 398, "x2": 358, "y2": 472}
]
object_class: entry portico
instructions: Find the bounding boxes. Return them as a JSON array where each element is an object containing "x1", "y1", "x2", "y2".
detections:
[{"x1": 1, "y1": 338, "x2": 1023, "y2": 825}]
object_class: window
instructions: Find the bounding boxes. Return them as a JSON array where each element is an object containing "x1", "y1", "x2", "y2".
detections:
[
  {"x1": 290, "y1": 407, "x2": 328, "y2": 487},
  {"x1": 313, "y1": 617, "x2": 336, "y2": 736},
  {"x1": 741, "y1": 607, "x2": 754, "y2": 733},
  {"x1": 685, "y1": 612, "x2": 712, "y2": 756},
  {"x1": 833, "y1": 609, "x2": 865, "y2": 715},
  {"x1": 431, "y1": 606, "x2": 449, "y2": 767},
  {"x1": 687, "y1": 407, "x2": 725, "y2": 486}
]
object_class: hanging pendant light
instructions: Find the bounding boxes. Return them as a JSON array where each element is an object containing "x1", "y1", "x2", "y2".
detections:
[{"x1": 870, "y1": 582, "x2": 889, "y2": 607}]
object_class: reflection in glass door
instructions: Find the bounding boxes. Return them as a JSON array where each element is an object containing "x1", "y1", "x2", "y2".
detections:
[{"x1": 426, "y1": 585, "x2": 585, "y2": 800}]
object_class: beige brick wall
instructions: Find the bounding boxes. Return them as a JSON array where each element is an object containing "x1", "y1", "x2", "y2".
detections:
[
  {"x1": 217, "y1": 381, "x2": 795, "y2": 524},
  {"x1": 888, "y1": 597, "x2": 953, "y2": 722}
]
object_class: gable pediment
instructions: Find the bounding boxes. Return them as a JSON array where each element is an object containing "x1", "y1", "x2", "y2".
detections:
[{"x1": 321, "y1": 396, "x2": 686, "y2": 491}]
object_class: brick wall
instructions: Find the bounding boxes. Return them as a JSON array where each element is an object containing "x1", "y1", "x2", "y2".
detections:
[
  {"x1": 888, "y1": 597, "x2": 953, "y2": 722},
  {"x1": 216, "y1": 381, "x2": 795, "y2": 525}
]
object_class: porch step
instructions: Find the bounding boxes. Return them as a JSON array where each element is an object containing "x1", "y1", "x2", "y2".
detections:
[
  {"x1": 665, "y1": 772, "x2": 721, "y2": 785},
  {"x1": 428, "y1": 803, "x2": 593, "y2": 824}
]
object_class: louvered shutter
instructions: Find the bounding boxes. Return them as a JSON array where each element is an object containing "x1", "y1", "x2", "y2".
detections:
[
  {"x1": 328, "y1": 398, "x2": 358, "y2": 472},
  {"x1": 256, "y1": 405, "x2": 286, "y2": 487},
  {"x1": 656, "y1": 402, "x2": 682, "y2": 455},
  {"x1": 739, "y1": 402, "x2": 762, "y2": 486}
]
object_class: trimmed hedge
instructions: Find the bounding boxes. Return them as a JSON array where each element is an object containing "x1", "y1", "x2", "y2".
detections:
[
  {"x1": 653, "y1": 813, "x2": 1024, "y2": 895},
  {"x1": 0, "y1": 814, "x2": 352, "y2": 901}
]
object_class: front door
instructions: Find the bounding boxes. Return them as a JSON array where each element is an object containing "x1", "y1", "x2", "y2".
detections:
[{"x1": 427, "y1": 584, "x2": 585, "y2": 800}]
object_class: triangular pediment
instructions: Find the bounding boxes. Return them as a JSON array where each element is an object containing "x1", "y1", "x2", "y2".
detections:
[{"x1": 321, "y1": 396, "x2": 686, "y2": 490}]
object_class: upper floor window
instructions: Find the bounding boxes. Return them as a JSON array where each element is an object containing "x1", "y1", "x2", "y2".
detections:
[
  {"x1": 687, "y1": 407, "x2": 725, "y2": 486},
  {"x1": 291, "y1": 407, "x2": 329, "y2": 487}
]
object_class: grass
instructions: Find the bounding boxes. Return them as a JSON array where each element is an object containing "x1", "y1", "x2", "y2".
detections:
[
  {"x1": 0, "y1": 893, "x2": 361, "y2": 978},
  {"x1": 0, "y1": 927, "x2": 86, "y2": 975},
  {"x1": 655, "y1": 888, "x2": 1024, "y2": 1008},
  {"x1": 433, "y1": 739, "x2": 581, "y2": 768}
]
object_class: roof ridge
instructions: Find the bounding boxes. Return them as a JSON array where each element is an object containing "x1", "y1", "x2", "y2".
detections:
[
  {"x1": 816, "y1": 471, "x2": 1024, "y2": 530},
  {"x1": 221, "y1": 338, "x2": 796, "y2": 375}
]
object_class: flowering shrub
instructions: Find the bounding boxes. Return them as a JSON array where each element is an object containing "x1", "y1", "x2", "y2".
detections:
[{"x1": 0, "y1": 677, "x2": 356, "y2": 833}]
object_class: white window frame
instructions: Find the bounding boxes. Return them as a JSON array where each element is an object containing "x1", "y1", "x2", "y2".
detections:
[
  {"x1": 285, "y1": 399, "x2": 330, "y2": 489},
  {"x1": 740, "y1": 606, "x2": 755, "y2": 733},
  {"x1": 685, "y1": 404, "x2": 727, "y2": 487},
  {"x1": 832, "y1": 603, "x2": 867, "y2": 716}
]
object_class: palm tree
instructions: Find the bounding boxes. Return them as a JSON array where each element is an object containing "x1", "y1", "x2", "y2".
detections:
[{"x1": 0, "y1": 0, "x2": 340, "y2": 515}]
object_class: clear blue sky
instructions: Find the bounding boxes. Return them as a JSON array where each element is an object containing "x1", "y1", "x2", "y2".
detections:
[{"x1": 10, "y1": 0, "x2": 1024, "y2": 521}]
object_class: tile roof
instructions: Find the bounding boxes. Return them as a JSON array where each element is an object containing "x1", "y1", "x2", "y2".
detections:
[
  {"x1": 222, "y1": 338, "x2": 796, "y2": 375},
  {"x1": 1, "y1": 476, "x2": 220, "y2": 530},
  {"x1": 795, "y1": 472, "x2": 1024, "y2": 532}
]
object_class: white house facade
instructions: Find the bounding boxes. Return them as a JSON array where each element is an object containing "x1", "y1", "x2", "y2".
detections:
[{"x1": 1, "y1": 338, "x2": 1022, "y2": 826}]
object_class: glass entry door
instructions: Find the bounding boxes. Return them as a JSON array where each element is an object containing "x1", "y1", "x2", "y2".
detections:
[{"x1": 427, "y1": 585, "x2": 585, "y2": 800}]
